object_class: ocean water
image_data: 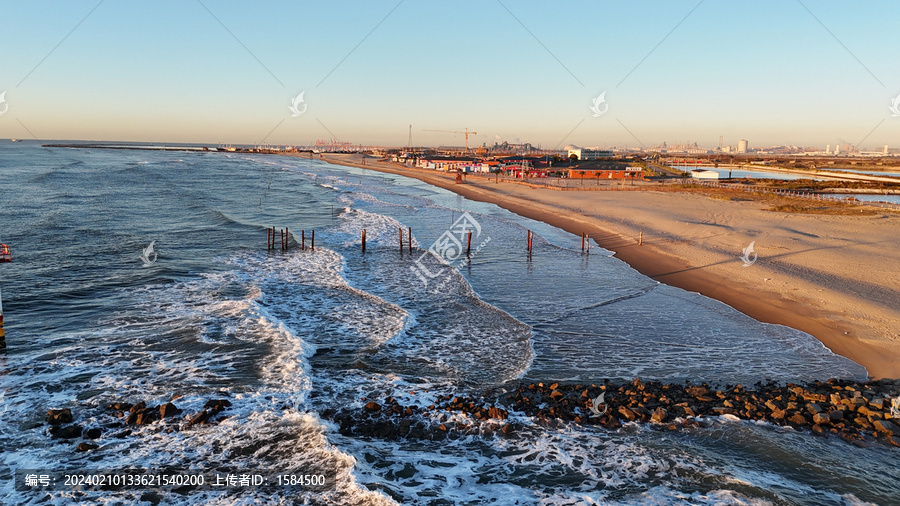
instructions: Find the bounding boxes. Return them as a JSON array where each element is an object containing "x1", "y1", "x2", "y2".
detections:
[{"x1": 0, "y1": 142, "x2": 895, "y2": 505}]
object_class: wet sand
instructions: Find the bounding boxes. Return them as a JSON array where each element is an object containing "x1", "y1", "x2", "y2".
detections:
[{"x1": 293, "y1": 153, "x2": 900, "y2": 379}]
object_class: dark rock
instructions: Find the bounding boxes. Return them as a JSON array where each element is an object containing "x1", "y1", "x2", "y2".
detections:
[
  {"x1": 812, "y1": 413, "x2": 831, "y2": 425},
  {"x1": 685, "y1": 386, "x2": 708, "y2": 397},
  {"x1": 788, "y1": 413, "x2": 808, "y2": 426},
  {"x1": 204, "y1": 399, "x2": 232, "y2": 412},
  {"x1": 46, "y1": 409, "x2": 73, "y2": 425},
  {"x1": 76, "y1": 442, "x2": 99, "y2": 452},
  {"x1": 186, "y1": 410, "x2": 211, "y2": 428},
  {"x1": 85, "y1": 428, "x2": 102, "y2": 439},
  {"x1": 50, "y1": 424, "x2": 82, "y2": 439},
  {"x1": 618, "y1": 407, "x2": 637, "y2": 421},
  {"x1": 873, "y1": 420, "x2": 900, "y2": 436},
  {"x1": 159, "y1": 403, "x2": 182, "y2": 419},
  {"x1": 130, "y1": 401, "x2": 146, "y2": 414},
  {"x1": 109, "y1": 402, "x2": 132, "y2": 411},
  {"x1": 650, "y1": 407, "x2": 667, "y2": 423},
  {"x1": 828, "y1": 410, "x2": 844, "y2": 422},
  {"x1": 364, "y1": 401, "x2": 381, "y2": 412}
]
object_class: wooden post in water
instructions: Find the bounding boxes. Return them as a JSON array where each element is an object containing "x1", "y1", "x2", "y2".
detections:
[
  {"x1": 467, "y1": 231, "x2": 472, "y2": 256},
  {"x1": 399, "y1": 227, "x2": 403, "y2": 252},
  {"x1": 311, "y1": 230, "x2": 315, "y2": 250},
  {"x1": 581, "y1": 233, "x2": 585, "y2": 252},
  {"x1": 587, "y1": 235, "x2": 590, "y2": 254},
  {"x1": 362, "y1": 229, "x2": 366, "y2": 253},
  {"x1": 301, "y1": 230, "x2": 305, "y2": 250},
  {"x1": 639, "y1": 231, "x2": 643, "y2": 246},
  {"x1": 408, "y1": 227, "x2": 412, "y2": 253}
]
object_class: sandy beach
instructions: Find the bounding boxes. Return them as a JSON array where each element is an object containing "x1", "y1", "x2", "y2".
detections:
[{"x1": 296, "y1": 153, "x2": 900, "y2": 379}]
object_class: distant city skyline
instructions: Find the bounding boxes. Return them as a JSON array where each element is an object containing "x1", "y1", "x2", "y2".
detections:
[{"x1": 1, "y1": 1, "x2": 899, "y2": 150}]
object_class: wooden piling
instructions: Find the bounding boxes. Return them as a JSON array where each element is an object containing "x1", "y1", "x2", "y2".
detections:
[
  {"x1": 311, "y1": 230, "x2": 315, "y2": 250},
  {"x1": 399, "y1": 227, "x2": 403, "y2": 252},
  {"x1": 467, "y1": 231, "x2": 472, "y2": 256},
  {"x1": 639, "y1": 231, "x2": 643, "y2": 246},
  {"x1": 301, "y1": 230, "x2": 305, "y2": 250},
  {"x1": 581, "y1": 233, "x2": 585, "y2": 252},
  {"x1": 408, "y1": 227, "x2": 412, "y2": 253},
  {"x1": 587, "y1": 234, "x2": 590, "y2": 254},
  {"x1": 362, "y1": 229, "x2": 366, "y2": 253}
]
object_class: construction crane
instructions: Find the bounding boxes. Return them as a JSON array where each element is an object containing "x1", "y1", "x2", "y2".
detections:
[{"x1": 424, "y1": 128, "x2": 478, "y2": 153}]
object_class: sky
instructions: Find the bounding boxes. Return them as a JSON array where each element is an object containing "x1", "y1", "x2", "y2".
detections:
[{"x1": 1, "y1": 0, "x2": 899, "y2": 150}]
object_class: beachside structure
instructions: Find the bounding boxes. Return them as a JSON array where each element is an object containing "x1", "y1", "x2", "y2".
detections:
[
  {"x1": 690, "y1": 169, "x2": 720, "y2": 179},
  {"x1": 567, "y1": 166, "x2": 643, "y2": 180},
  {"x1": 416, "y1": 156, "x2": 478, "y2": 171},
  {"x1": 566, "y1": 145, "x2": 613, "y2": 161}
]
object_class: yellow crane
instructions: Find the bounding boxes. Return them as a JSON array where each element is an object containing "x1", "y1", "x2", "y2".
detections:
[{"x1": 424, "y1": 128, "x2": 478, "y2": 153}]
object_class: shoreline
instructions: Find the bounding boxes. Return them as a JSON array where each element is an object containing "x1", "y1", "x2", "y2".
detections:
[{"x1": 290, "y1": 153, "x2": 900, "y2": 380}]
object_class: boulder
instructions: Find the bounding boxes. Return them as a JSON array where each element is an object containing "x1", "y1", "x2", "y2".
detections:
[
  {"x1": 650, "y1": 407, "x2": 667, "y2": 423},
  {"x1": 364, "y1": 402, "x2": 381, "y2": 413},
  {"x1": 50, "y1": 424, "x2": 82, "y2": 439},
  {"x1": 76, "y1": 443, "x2": 99, "y2": 452},
  {"x1": 788, "y1": 413, "x2": 808, "y2": 426},
  {"x1": 85, "y1": 428, "x2": 102, "y2": 439},
  {"x1": 159, "y1": 403, "x2": 182, "y2": 419},
  {"x1": 46, "y1": 409, "x2": 73, "y2": 425},
  {"x1": 618, "y1": 407, "x2": 638, "y2": 421},
  {"x1": 812, "y1": 412, "x2": 831, "y2": 425},
  {"x1": 685, "y1": 386, "x2": 708, "y2": 398},
  {"x1": 186, "y1": 410, "x2": 211, "y2": 428},
  {"x1": 828, "y1": 410, "x2": 844, "y2": 422},
  {"x1": 204, "y1": 399, "x2": 232, "y2": 412},
  {"x1": 873, "y1": 420, "x2": 900, "y2": 436}
]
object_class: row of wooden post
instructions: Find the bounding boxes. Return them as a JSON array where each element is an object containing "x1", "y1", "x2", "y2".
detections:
[
  {"x1": 268, "y1": 227, "x2": 639, "y2": 256},
  {"x1": 267, "y1": 227, "x2": 314, "y2": 251}
]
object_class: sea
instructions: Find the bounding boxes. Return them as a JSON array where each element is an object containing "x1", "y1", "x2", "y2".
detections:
[{"x1": 0, "y1": 141, "x2": 896, "y2": 505}]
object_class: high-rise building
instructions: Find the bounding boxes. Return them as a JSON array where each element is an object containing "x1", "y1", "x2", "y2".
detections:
[
  {"x1": 826, "y1": 144, "x2": 831, "y2": 154},
  {"x1": 885, "y1": 144, "x2": 889, "y2": 155},
  {"x1": 737, "y1": 139, "x2": 748, "y2": 154}
]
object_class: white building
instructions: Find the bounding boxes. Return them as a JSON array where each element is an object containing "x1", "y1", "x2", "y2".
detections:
[
  {"x1": 690, "y1": 169, "x2": 719, "y2": 180},
  {"x1": 737, "y1": 139, "x2": 749, "y2": 154},
  {"x1": 565, "y1": 145, "x2": 613, "y2": 160}
]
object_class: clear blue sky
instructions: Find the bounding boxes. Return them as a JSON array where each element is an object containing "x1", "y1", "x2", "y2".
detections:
[{"x1": 1, "y1": 0, "x2": 898, "y2": 150}]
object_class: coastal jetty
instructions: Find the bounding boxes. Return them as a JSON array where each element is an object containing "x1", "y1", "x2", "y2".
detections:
[
  {"x1": 323, "y1": 378, "x2": 900, "y2": 448},
  {"x1": 36, "y1": 378, "x2": 900, "y2": 455}
]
